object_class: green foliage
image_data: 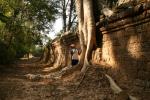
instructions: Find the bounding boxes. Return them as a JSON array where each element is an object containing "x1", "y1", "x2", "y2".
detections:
[
  {"x1": 0, "y1": 0, "x2": 58, "y2": 64},
  {"x1": 32, "y1": 45, "x2": 43, "y2": 57},
  {"x1": 25, "y1": 0, "x2": 58, "y2": 31},
  {"x1": 0, "y1": 41, "x2": 16, "y2": 64}
]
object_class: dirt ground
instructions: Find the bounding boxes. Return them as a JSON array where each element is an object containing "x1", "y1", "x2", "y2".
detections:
[
  {"x1": 0, "y1": 57, "x2": 149, "y2": 100},
  {"x1": 0, "y1": 57, "x2": 115, "y2": 100}
]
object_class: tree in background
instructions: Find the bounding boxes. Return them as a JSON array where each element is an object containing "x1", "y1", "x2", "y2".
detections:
[
  {"x1": 0, "y1": 0, "x2": 58, "y2": 64},
  {"x1": 40, "y1": 0, "x2": 78, "y2": 71},
  {"x1": 55, "y1": 0, "x2": 77, "y2": 33}
]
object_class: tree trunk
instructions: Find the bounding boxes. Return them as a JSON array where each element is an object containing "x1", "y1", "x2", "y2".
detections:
[
  {"x1": 63, "y1": 0, "x2": 67, "y2": 32},
  {"x1": 66, "y1": 0, "x2": 74, "y2": 31},
  {"x1": 75, "y1": 0, "x2": 96, "y2": 72},
  {"x1": 43, "y1": 39, "x2": 70, "y2": 72},
  {"x1": 47, "y1": 45, "x2": 55, "y2": 65},
  {"x1": 39, "y1": 46, "x2": 49, "y2": 63}
]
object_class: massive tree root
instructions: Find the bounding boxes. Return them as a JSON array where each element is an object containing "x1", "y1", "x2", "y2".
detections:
[
  {"x1": 43, "y1": 45, "x2": 63, "y2": 72},
  {"x1": 38, "y1": 46, "x2": 48, "y2": 63},
  {"x1": 105, "y1": 74, "x2": 138, "y2": 100},
  {"x1": 59, "y1": 0, "x2": 96, "y2": 78},
  {"x1": 77, "y1": 0, "x2": 96, "y2": 73},
  {"x1": 43, "y1": 38, "x2": 71, "y2": 73},
  {"x1": 37, "y1": 44, "x2": 54, "y2": 67}
]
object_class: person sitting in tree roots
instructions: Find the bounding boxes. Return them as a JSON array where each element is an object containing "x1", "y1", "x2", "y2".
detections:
[{"x1": 70, "y1": 44, "x2": 79, "y2": 66}]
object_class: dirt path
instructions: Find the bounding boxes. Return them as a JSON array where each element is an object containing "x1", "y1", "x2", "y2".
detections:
[
  {"x1": 0, "y1": 58, "x2": 64, "y2": 100},
  {"x1": 0, "y1": 57, "x2": 115, "y2": 100}
]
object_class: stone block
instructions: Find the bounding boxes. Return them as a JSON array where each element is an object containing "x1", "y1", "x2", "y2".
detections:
[
  {"x1": 103, "y1": 34, "x2": 111, "y2": 42},
  {"x1": 125, "y1": 27, "x2": 135, "y2": 36},
  {"x1": 101, "y1": 2, "x2": 150, "y2": 83},
  {"x1": 128, "y1": 35, "x2": 139, "y2": 44}
]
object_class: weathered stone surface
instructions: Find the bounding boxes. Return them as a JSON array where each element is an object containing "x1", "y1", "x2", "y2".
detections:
[
  {"x1": 97, "y1": 2, "x2": 150, "y2": 98},
  {"x1": 92, "y1": 48, "x2": 102, "y2": 64}
]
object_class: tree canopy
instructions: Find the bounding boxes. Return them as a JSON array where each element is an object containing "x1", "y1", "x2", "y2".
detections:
[{"x1": 0, "y1": 0, "x2": 58, "y2": 64}]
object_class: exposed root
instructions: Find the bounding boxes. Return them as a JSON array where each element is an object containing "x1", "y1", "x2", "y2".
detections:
[
  {"x1": 61, "y1": 64, "x2": 82, "y2": 78},
  {"x1": 105, "y1": 74, "x2": 138, "y2": 100},
  {"x1": 105, "y1": 74, "x2": 122, "y2": 94},
  {"x1": 42, "y1": 64, "x2": 63, "y2": 73},
  {"x1": 81, "y1": 62, "x2": 90, "y2": 73},
  {"x1": 24, "y1": 72, "x2": 61, "y2": 81},
  {"x1": 75, "y1": 66, "x2": 89, "y2": 90},
  {"x1": 24, "y1": 74, "x2": 42, "y2": 81}
]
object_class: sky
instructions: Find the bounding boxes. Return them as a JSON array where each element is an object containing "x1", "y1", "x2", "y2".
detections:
[{"x1": 48, "y1": 18, "x2": 63, "y2": 39}]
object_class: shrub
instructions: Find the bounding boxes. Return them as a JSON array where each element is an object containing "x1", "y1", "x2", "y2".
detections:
[{"x1": 0, "y1": 41, "x2": 16, "y2": 64}]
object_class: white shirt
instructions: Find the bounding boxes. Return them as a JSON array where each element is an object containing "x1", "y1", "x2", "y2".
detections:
[{"x1": 72, "y1": 49, "x2": 78, "y2": 60}]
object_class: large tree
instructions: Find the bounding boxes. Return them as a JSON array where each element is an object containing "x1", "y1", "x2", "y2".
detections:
[
  {"x1": 0, "y1": 0, "x2": 58, "y2": 64},
  {"x1": 55, "y1": 0, "x2": 77, "y2": 32},
  {"x1": 74, "y1": 0, "x2": 96, "y2": 72}
]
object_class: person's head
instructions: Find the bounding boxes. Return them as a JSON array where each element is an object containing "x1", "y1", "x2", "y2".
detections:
[{"x1": 70, "y1": 44, "x2": 75, "y2": 49}]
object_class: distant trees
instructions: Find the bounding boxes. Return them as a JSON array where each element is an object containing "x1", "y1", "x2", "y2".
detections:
[
  {"x1": 55, "y1": 0, "x2": 77, "y2": 33},
  {"x1": 40, "y1": 0, "x2": 78, "y2": 71},
  {"x1": 0, "y1": 0, "x2": 58, "y2": 64}
]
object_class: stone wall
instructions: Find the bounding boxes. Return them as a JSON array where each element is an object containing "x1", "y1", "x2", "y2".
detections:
[
  {"x1": 99, "y1": 2, "x2": 150, "y2": 96},
  {"x1": 51, "y1": 32, "x2": 80, "y2": 67},
  {"x1": 92, "y1": 48, "x2": 102, "y2": 65}
]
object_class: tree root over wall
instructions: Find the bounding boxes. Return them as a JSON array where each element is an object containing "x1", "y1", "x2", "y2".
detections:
[
  {"x1": 105, "y1": 74, "x2": 138, "y2": 100},
  {"x1": 61, "y1": 65, "x2": 139, "y2": 100}
]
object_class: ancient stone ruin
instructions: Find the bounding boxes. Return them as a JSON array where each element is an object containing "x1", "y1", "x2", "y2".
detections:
[
  {"x1": 97, "y1": 1, "x2": 150, "y2": 99},
  {"x1": 58, "y1": 1, "x2": 150, "y2": 99},
  {"x1": 39, "y1": 1, "x2": 150, "y2": 99}
]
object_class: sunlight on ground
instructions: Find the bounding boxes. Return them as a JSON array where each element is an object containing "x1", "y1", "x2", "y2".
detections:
[
  {"x1": 43, "y1": 65, "x2": 72, "y2": 72},
  {"x1": 24, "y1": 73, "x2": 61, "y2": 80},
  {"x1": 43, "y1": 67, "x2": 53, "y2": 72},
  {"x1": 20, "y1": 54, "x2": 34, "y2": 60}
]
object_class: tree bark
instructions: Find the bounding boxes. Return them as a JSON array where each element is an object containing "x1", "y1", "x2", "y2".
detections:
[
  {"x1": 43, "y1": 39, "x2": 70, "y2": 72},
  {"x1": 62, "y1": 0, "x2": 67, "y2": 32},
  {"x1": 75, "y1": 0, "x2": 96, "y2": 72},
  {"x1": 66, "y1": 0, "x2": 74, "y2": 31}
]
